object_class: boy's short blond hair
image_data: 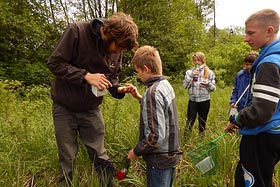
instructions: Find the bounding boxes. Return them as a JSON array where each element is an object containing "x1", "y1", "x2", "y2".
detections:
[
  {"x1": 131, "y1": 45, "x2": 162, "y2": 75},
  {"x1": 245, "y1": 9, "x2": 280, "y2": 34}
]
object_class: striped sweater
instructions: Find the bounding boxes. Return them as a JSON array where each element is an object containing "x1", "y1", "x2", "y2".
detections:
[
  {"x1": 183, "y1": 64, "x2": 216, "y2": 102},
  {"x1": 133, "y1": 76, "x2": 181, "y2": 169}
]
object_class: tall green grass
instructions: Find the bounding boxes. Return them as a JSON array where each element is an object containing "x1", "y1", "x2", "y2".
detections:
[{"x1": 0, "y1": 80, "x2": 279, "y2": 187}]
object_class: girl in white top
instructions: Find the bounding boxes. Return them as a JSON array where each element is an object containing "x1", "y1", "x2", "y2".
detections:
[{"x1": 183, "y1": 52, "x2": 216, "y2": 136}]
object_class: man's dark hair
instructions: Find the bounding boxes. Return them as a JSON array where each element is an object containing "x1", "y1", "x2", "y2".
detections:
[{"x1": 103, "y1": 12, "x2": 138, "y2": 51}]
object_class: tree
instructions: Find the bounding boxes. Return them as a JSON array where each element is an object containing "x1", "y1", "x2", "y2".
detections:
[
  {"x1": 205, "y1": 30, "x2": 252, "y2": 86},
  {"x1": 0, "y1": 0, "x2": 59, "y2": 85},
  {"x1": 0, "y1": 0, "x2": 252, "y2": 86},
  {"x1": 118, "y1": 0, "x2": 206, "y2": 76}
]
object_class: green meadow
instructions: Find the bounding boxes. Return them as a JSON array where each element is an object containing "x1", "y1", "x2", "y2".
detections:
[{"x1": 0, "y1": 79, "x2": 279, "y2": 187}]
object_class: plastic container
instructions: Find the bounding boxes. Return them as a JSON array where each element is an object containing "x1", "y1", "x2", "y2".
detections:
[
  {"x1": 193, "y1": 67, "x2": 199, "y2": 82},
  {"x1": 193, "y1": 75, "x2": 198, "y2": 82},
  {"x1": 91, "y1": 86, "x2": 107, "y2": 97},
  {"x1": 228, "y1": 107, "x2": 238, "y2": 117},
  {"x1": 187, "y1": 142, "x2": 217, "y2": 174}
]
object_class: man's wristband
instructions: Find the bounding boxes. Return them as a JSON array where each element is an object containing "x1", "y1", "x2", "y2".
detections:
[{"x1": 229, "y1": 114, "x2": 242, "y2": 128}]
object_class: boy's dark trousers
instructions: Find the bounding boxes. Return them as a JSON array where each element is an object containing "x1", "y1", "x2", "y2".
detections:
[{"x1": 235, "y1": 133, "x2": 280, "y2": 187}]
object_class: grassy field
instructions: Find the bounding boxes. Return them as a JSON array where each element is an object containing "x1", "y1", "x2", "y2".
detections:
[{"x1": 0, "y1": 79, "x2": 279, "y2": 187}]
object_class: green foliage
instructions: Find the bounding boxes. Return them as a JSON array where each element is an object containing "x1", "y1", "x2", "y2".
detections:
[
  {"x1": 0, "y1": 0, "x2": 276, "y2": 183},
  {"x1": 0, "y1": 80, "x2": 279, "y2": 186},
  {"x1": 0, "y1": 0, "x2": 59, "y2": 85},
  {"x1": 0, "y1": 80, "x2": 20, "y2": 117},
  {"x1": 23, "y1": 84, "x2": 51, "y2": 101},
  {"x1": 0, "y1": 0, "x2": 255, "y2": 86},
  {"x1": 0, "y1": 80, "x2": 55, "y2": 186},
  {"x1": 205, "y1": 40, "x2": 253, "y2": 86},
  {"x1": 126, "y1": 0, "x2": 205, "y2": 76}
]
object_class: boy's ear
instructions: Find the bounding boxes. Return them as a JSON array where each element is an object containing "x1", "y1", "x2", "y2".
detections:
[
  {"x1": 143, "y1": 65, "x2": 150, "y2": 72},
  {"x1": 266, "y1": 26, "x2": 275, "y2": 36}
]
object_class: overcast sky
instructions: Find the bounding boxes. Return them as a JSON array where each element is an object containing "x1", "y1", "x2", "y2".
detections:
[{"x1": 214, "y1": 0, "x2": 280, "y2": 29}]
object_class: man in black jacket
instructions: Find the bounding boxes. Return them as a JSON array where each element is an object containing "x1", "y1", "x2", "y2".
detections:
[{"x1": 47, "y1": 12, "x2": 138, "y2": 187}]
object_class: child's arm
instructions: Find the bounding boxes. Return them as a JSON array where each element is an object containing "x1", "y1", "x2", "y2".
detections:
[
  {"x1": 230, "y1": 76, "x2": 239, "y2": 105},
  {"x1": 205, "y1": 70, "x2": 216, "y2": 91},
  {"x1": 127, "y1": 148, "x2": 138, "y2": 160},
  {"x1": 124, "y1": 83, "x2": 142, "y2": 101},
  {"x1": 183, "y1": 69, "x2": 193, "y2": 89},
  {"x1": 117, "y1": 84, "x2": 136, "y2": 93}
]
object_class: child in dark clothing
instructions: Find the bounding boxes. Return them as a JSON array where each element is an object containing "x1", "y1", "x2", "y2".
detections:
[
  {"x1": 229, "y1": 52, "x2": 258, "y2": 113},
  {"x1": 225, "y1": 9, "x2": 280, "y2": 187}
]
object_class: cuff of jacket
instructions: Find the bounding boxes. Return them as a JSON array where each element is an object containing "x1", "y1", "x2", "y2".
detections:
[
  {"x1": 133, "y1": 147, "x2": 142, "y2": 157},
  {"x1": 109, "y1": 85, "x2": 125, "y2": 99},
  {"x1": 231, "y1": 114, "x2": 243, "y2": 128}
]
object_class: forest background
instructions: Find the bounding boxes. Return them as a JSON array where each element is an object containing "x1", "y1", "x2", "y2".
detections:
[
  {"x1": 2, "y1": 0, "x2": 278, "y2": 187},
  {"x1": 1, "y1": 0, "x2": 252, "y2": 86}
]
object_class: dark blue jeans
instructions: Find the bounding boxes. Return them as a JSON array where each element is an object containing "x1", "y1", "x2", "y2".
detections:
[{"x1": 146, "y1": 165, "x2": 175, "y2": 187}]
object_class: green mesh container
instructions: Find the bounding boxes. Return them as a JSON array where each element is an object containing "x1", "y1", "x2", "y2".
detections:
[
  {"x1": 187, "y1": 133, "x2": 227, "y2": 174},
  {"x1": 187, "y1": 142, "x2": 217, "y2": 174}
]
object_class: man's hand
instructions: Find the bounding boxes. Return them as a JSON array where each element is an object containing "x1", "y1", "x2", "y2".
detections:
[{"x1": 84, "y1": 73, "x2": 112, "y2": 90}]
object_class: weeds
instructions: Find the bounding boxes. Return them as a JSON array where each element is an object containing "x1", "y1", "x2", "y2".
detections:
[{"x1": 0, "y1": 80, "x2": 279, "y2": 186}]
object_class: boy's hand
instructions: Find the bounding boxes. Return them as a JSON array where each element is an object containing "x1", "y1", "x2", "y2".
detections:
[
  {"x1": 224, "y1": 122, "x2": 239, "y2": 133},
  {"x1": 130, "y1": 88, "x2": 142, "y2": 101},
  {"x1": 127, "y1": 149, "x2": 138, "y2": 161},
  {"x1": 120, "y1": 84, "x2": 142, "y2": 101},
  {"x1": 118, "y1": 84, "x2": 135, "y2": 93},
  {"x1": 230, "y1": 103, "x2": 237, "y2": 108}
]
